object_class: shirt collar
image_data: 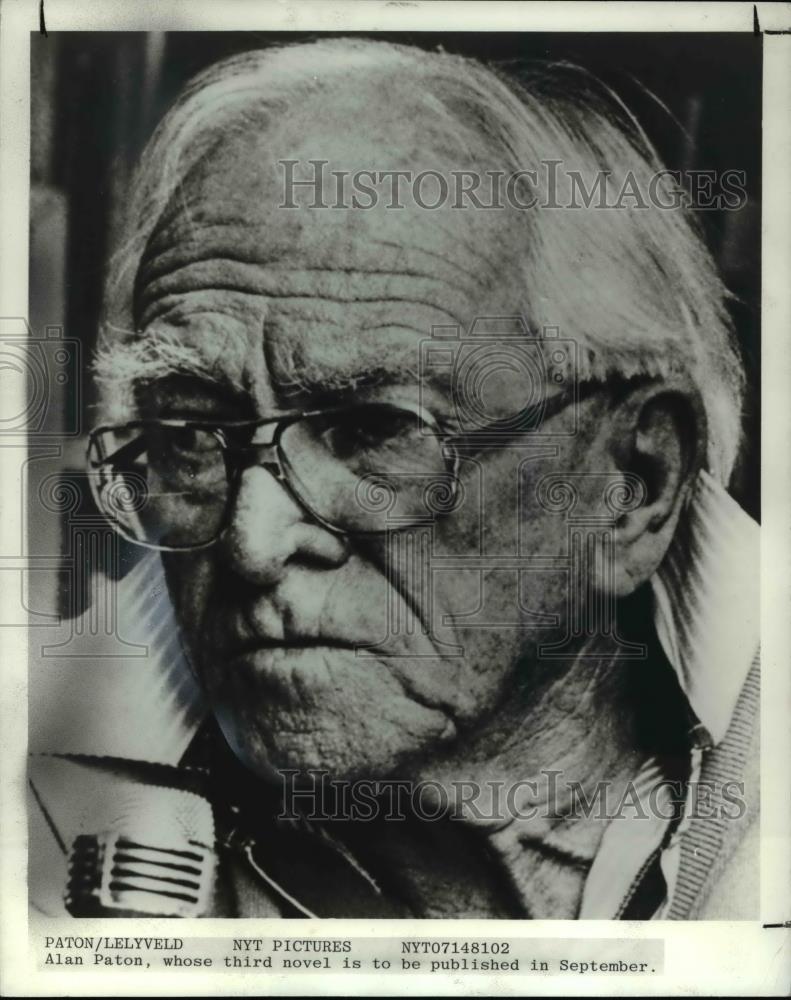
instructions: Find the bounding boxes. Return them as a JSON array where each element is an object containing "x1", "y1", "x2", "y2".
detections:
[{"x1": 650, "y1": 469, "x2": 760, "y2": 746}]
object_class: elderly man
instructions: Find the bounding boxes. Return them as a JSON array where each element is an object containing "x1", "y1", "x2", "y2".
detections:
[{"x1": 29, "y1": 38, "x2": 758, "y2": 920}]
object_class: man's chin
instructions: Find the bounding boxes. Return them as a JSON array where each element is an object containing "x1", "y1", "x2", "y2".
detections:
[
  {"x1": 201, "y1": 646, "x2": 460, "y2": 782},
  {"x1": 212, "y1": 704, "x2": 456, "y2": 786}
]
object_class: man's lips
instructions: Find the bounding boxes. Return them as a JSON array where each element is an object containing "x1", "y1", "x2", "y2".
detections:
[
  {"x1": 207, "y1": 611, "x2": 457, "y2": 717},
  {"x1": 217, "y1": 636, "x2": 457, "y2": 726},
  {"x1": 223, "y1": 635, "x2": 358, "y2": 658},
  {"x1": 209, "y1": 624, "x2": 458, "y2": 722}
]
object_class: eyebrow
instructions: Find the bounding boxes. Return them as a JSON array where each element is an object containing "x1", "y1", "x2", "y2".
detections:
[
  {"x1": 264, "y1": 333, "x2": 437, "y2": 402},
  {"x1": 270, "y1": 366, "x2": 429, "y2": 407},
  {"x1": 93, "y1": 330, "x2": 246, "y2": 395},
  {"x1": 94, "y1": 326, "x2": 450, "y2": 417}
]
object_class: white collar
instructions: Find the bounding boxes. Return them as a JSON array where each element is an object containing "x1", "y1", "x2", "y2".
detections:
[{"x1": 650, "y1": 470, "x2": 760, "y2": 746}]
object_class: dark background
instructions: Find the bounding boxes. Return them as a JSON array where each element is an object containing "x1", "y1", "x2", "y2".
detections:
[{"x1": 29, "y1": 31, "x2": 762, "y2": 616}]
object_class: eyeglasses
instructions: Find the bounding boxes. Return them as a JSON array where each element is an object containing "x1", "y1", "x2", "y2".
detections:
[{"x1": 87, "y1": 388, "x2": 583, "y2": 552}]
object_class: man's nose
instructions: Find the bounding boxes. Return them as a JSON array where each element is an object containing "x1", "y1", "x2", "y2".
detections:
[{"x1": 221, "y1": 463, "x2": 348, "y2": 585}]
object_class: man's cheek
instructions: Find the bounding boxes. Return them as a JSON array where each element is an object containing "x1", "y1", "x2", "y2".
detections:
[
  {"x1": 210, "y1": 652, "x2": 458, "y2": 779},
  {"x1": 162, "y1": 553, "x2": 215, "y2": 657}
]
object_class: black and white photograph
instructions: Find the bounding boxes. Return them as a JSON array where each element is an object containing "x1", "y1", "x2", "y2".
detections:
[{"x1": 2, "y1": 1, "x2": 790, "y2": 996}]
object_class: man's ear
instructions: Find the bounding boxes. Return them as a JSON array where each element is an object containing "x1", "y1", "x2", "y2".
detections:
[{"x1": 605, "y1": 376, "x2": 706, "y2": 597}]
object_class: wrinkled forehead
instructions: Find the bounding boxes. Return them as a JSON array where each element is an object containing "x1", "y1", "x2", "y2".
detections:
[{"x1": 126, "y1": 98, "x2": 528, "y2": 413}]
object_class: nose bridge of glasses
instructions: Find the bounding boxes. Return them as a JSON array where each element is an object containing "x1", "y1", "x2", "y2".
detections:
[
  {"x1": 250, "y1": 422, "x2": 280, "y2": 447},
  {"x1": 220, "y1": 423, "x2": 284, "y2": 479},
  {"x1": 243, "y1": 436, "x2": 283, "y2": 478}
]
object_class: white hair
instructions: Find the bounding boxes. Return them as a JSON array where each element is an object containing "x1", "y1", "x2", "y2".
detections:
[{"x1": 96, "y1": 37, "x2": 745, "y2": 484}]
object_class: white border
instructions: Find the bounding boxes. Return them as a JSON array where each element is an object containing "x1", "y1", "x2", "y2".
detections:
[
  {"x1": 1, "y1": 2, "x2": 789, "y2": 996},
  {"x1": 3, "y1": 0, "x2": 758, "y2": 33}
]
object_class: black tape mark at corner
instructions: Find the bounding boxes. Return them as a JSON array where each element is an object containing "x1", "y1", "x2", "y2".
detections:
[{"x1": 39, "y1": 0, "x2": 48, "y2": 37}]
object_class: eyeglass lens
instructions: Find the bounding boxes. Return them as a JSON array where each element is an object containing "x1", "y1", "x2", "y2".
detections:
[{"x1": 91, "y1": 404, "x2": 458, "y2": 549}]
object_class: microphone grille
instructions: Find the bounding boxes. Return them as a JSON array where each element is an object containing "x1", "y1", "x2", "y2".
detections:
[{"x1": 65, "y1": 783, "x2": 216, "y2": 917}]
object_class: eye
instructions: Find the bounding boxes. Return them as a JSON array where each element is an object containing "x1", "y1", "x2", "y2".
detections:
[
  {"x1": 162, "y1": 426, "x2": 218, "y2": 456},
  {"x1": 146, "y1": 426, "x2": 223, "y2": 483},
  {"x1": 322, "y1": 406, "x2": 419, "y2": 457}
]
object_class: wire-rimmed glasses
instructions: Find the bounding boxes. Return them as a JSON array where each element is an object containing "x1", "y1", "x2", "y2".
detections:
[{"x1": 87, "y1": 389, "x2": 580, "y2": 552}]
